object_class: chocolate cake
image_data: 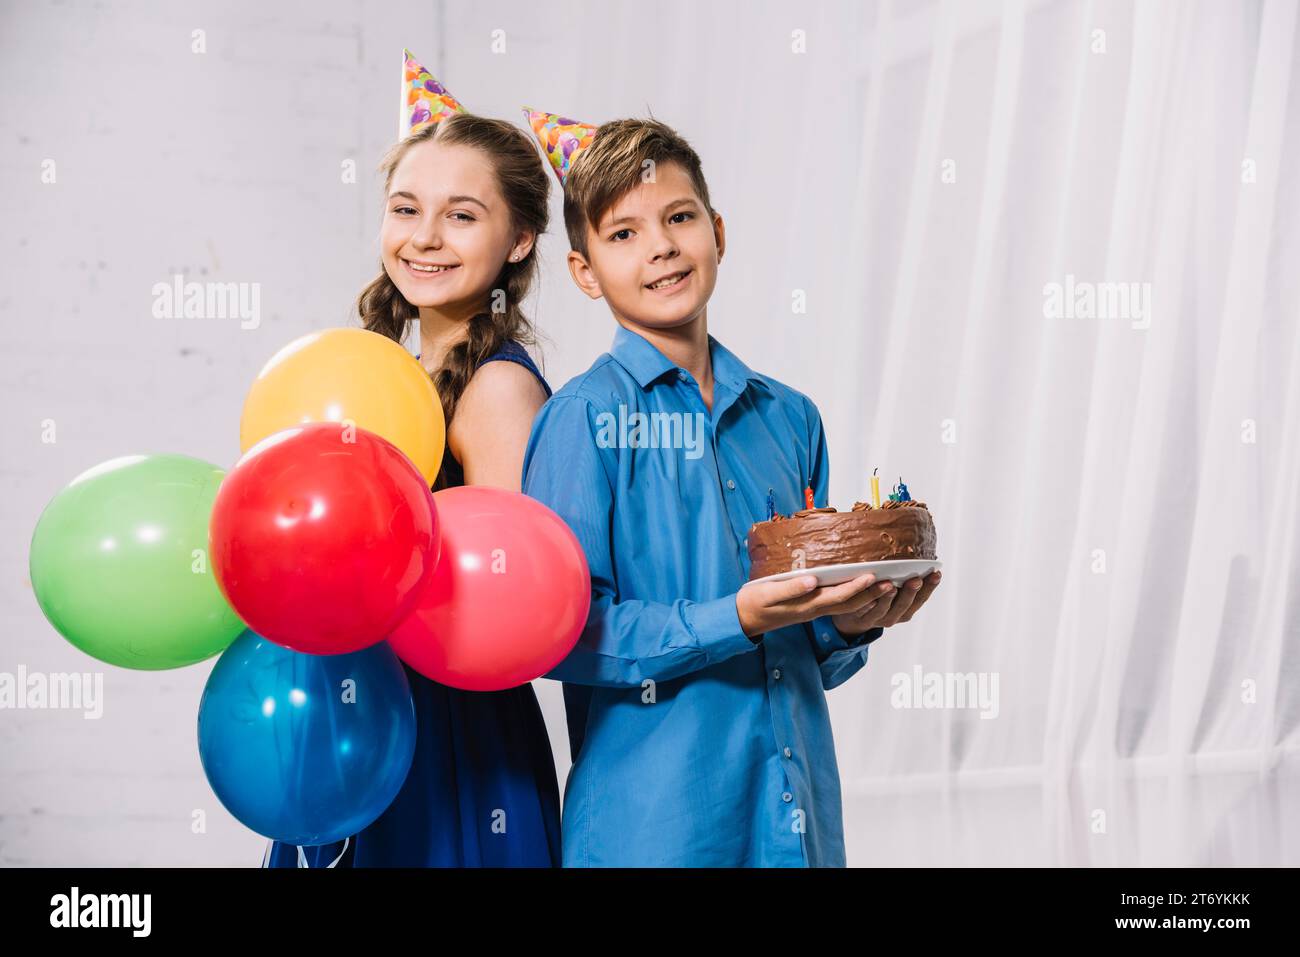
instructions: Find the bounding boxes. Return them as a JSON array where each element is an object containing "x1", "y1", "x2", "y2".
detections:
[{"x1": 746, "y1": 500, "x2": 938, "y2": 581}]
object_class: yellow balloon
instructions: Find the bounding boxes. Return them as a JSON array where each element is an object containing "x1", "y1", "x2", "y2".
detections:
[{"x1": 240, "y1": 328, "x2": 445, "y2": 484}]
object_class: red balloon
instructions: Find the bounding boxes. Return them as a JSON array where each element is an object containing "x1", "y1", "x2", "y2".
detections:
[
  {"x1": 210, "y1": 423, "x2": 439, "y2": 654},
  {"x1": 388, "y1": 486, "x2": 590, "y2": 691}
]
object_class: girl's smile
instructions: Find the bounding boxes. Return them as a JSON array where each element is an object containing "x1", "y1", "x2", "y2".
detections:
[{"x1": 401, "y1": 257, "x2": 462, "y2": 280}]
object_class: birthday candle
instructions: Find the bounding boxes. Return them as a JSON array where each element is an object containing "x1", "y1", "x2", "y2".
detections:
[
  {"x1": 766, "y1": 487, "x2": 776, "y2": 520},
  {"x1": 803, "y1": 485, "x2": 814, "y2": 509},
  {"x1": 871, "y1": 468, "x2": 881, "y2": 508}
]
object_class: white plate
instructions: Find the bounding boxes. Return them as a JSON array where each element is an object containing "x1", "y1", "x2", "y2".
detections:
[{"x1": 743, "y1": 559, "x2": 942, "y2": 590}]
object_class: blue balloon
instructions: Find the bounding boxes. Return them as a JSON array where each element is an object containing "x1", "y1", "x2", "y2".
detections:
[{"x1": 197, "y1": 631, "x2": 416, "y2": 845}]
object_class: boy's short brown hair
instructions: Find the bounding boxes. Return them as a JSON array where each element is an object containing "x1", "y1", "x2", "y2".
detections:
[{"x1": 562, "y1": 118, "x2": 715, "y2": 260}]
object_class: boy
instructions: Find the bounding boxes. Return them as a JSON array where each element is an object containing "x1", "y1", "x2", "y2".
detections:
[{"x1": 522, "y1": 118, "x2": 940, "y2": 866}]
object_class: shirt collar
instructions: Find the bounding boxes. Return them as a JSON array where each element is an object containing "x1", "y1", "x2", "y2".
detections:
[{"x1": 608, "y1": 324, "x2": 769, "y2": 395}]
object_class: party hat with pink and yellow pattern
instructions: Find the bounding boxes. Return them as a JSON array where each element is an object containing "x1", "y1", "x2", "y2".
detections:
[
  {"x1": 400, "y1": 49, "x2": 466, "y2": 139},
  {"x1": 522, "y1": 109, "x2": 599, "y2": 187}
]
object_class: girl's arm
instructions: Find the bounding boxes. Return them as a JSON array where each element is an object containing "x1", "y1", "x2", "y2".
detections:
[{"x1": 449, "y1": 361, "x2": 549, "y2": 492}]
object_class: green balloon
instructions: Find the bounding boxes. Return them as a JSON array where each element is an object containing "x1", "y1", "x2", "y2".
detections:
[{"x1": 29, "y1": 454, "x2": 246, "y2": 670}]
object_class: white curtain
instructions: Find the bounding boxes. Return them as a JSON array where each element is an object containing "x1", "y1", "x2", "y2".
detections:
[{"x1": 808, "y1": 0, "x2": 1300, "y2": 865}]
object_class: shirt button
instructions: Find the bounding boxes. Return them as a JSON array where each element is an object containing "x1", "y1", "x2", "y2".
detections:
[
  {"x1": 783, "y1": 747, "x2": 792, "y2": 758},
  {"x1": 677, "y1": 370, "x2": 687, "y2": 381},
  {"x1": 782, "y1": 792, "x2": 793, "y2": 803},
  {"x1": 743, "y1": 537, "x2": 748, "y2": 546},
  {"x1": 772, "y1": 668, "x2": 782, "y2": 680},
  {"x1": 727, "y1": 479, "x2": 736, "y2": 490}
]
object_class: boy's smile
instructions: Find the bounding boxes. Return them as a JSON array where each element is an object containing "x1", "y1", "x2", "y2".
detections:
[
  {"x1": 644, "y1": 267, "x2": 693, "y2": 294},
  {"x1": 568, "y1": 161, "x2": 724, "y2": 332}
]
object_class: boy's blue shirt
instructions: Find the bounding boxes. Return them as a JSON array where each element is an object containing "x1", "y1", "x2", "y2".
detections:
[{"x1": 521, "y1": 323, "x2": 881, "y2": 867}]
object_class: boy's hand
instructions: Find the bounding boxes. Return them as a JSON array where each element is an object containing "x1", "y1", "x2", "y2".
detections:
[
  {"x1": 830, "y1": 569, "x2": 942, "y2": 636},
  {"x1": 736, "y1": 572, "x2": 896, "y2": 640}
]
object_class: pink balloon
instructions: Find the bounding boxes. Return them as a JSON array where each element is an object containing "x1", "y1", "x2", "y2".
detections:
[{"x1": 388, "y1": 486, "x2": 590, "y2": 691}]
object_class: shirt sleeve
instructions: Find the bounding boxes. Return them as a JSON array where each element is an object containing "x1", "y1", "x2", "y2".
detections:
[
  {"x1": 522, "y1": 394, "x2": 760, "y2": 689},
  {"x1": 799, "y1": 394, "x2": 882, "y2": 691}
]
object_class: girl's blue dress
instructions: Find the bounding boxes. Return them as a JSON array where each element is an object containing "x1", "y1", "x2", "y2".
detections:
[{"x1": 262, "y1": 340, "x2": 562, "y2": 867}]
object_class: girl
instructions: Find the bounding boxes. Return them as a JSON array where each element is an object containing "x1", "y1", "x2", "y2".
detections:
[{"x1": 263, "y1": 111, "x2": 561, "y2": 867}]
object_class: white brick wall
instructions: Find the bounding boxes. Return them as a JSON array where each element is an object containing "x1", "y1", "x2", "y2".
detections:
[{"x1": 1, "y1": 0, "x2": 586, "y2": 867}]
